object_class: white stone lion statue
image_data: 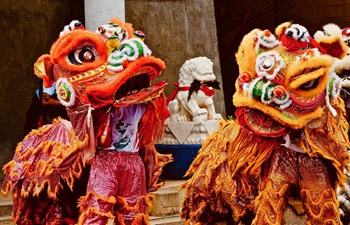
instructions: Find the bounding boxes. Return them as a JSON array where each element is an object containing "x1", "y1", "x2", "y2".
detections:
[{"x1": 167, "y1": 56, "x2": 221, "y2": 122}]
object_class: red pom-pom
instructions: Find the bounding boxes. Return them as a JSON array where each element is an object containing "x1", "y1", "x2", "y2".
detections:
[
  {"x1": 238, "y1": 72, "x2": 253, "y2": 83},
  {"x1": 273, "y1": 86, "x2": 286, "y2": 98}
]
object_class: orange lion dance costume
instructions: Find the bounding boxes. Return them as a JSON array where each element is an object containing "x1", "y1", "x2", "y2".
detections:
[
  {"x1": 1, "y1": 18, "x2": 172, "y2": 225},
  {"x1": 181, "y1": 22, "x2": 350, "y2": 225}
]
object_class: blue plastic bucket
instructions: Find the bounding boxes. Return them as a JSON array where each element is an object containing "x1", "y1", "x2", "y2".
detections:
[{"x1": 155, "y1": 144, "x2": 201, "y2": 180}]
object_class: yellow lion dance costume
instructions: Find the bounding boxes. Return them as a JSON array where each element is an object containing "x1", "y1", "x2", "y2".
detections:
[{"x1": 181, "y1": 22, "x2": 350, "y2": 225}]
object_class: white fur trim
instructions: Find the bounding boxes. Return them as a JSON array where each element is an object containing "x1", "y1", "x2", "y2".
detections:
[
  {"x1": 323, "y1": 23, "x2": 342, "y2": 36},
  {"x1": 59, "y1": 20, "x2": 82, "y2": 37},
  {"x1": 254, "y1": 31, "x2": 280, "y2": 53},
  {"x1": 244, "y1": 77, "x2": 261, "y2": 99},
  {"x1": 330, "y1": 73, "x2": 342, "y2": 98},
  {"x1": 286, "y1": 24, "x2": 310, "y2": 42},
  {"x1": 313, "y1": 30, "x2": 325, "y2": 40},
  {"x1": 332, "y1": 55, "x2": 350, "y2": 74}
]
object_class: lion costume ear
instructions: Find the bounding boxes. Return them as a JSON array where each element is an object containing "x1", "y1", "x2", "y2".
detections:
[
  {"x1": 34, "y1": 54, "x2": 54, "y2": 88},
  {"x1": 109, "y1": 17, "x2": 134, "y2": 39},
  {"x1": 275, "y1": 21, "x2": 292, "y2": 39},
  {"x1": 316, "y1": 35, "x2": 348, "y2": 59},
  {"x1": 235, "y1": 29, "x2": 261, "y2": 74}
]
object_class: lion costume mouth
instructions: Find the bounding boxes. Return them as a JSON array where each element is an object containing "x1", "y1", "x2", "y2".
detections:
[
  {"x1": 114, "y1": 73, "x2": 150, "y2": 100},
  {"x1": 84, "y1": 57, "x2": 166, "y2": 108},
  {"x1": 235, "y1": 107, "x2": 288, "y2": 137}
]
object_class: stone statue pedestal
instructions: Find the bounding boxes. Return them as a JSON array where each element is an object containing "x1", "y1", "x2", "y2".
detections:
[{"x1": 160, "y1": 119, "x2": 220, "y2": 145}]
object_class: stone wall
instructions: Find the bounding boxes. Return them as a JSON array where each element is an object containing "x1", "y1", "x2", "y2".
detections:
[
  {"x1": 125, "y1": 0, "x2": 226, "y2": 118},
  {"x1": 214, "y1": 0, "x2": 275, "y2": 117},
  {"x1": 0, "y1": 0, "x2": 84, "y2": 181}
]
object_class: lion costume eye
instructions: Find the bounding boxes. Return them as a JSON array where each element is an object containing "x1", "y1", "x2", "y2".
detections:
[
  {"x1": 68, "y1": 48, "x2": 95, "y2": 65},
  {"x1": 299, "y1": 78, "x2": 320, "y2": 90}
]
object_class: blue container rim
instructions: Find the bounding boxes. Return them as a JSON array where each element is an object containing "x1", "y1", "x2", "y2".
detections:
[{"x1": 155, "y1": 144, "x2": 202, "y2": 149}]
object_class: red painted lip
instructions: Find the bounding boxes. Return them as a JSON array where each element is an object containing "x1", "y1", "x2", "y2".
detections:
[{"x1": 235, "y1": 107, "x2": 288, "y2": 138}]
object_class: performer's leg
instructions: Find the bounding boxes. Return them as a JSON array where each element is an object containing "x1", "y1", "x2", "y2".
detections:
[
  {"x1": 113, "y1": 152, "x2": 149, "y2": 225},
  {"x1": 252, "y1": 148, "x2": 299, "y2": 225},
  {"x1": 78, "y1": 151, "x2": 119, "y2": 225},
  {"x1": 298, "y1": 155, "x2": 342, "y2": 225},
  {"x1": 11, "y1": 184, "x2": 37, "y2": 224}
]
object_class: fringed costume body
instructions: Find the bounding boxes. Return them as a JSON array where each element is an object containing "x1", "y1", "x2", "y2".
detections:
[
  {"x1": 181, "y1": 22, "x2": 350, "y2": 225},
  {"x1": 1, "y1": 18, "x2": 172, "y2": 225},
  {"x1": 314, "y1": 23, "x2": 350, "y2": 224}
]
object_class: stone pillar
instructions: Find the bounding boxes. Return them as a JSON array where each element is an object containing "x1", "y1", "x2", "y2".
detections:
[{"x1": 84, "y1": 0, "x2": 125, "y2": 30}]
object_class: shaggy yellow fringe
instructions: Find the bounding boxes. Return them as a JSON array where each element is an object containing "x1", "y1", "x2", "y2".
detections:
[
  {"x1": 252, "y1": 179, "x2": 289, "y2": 225},
  {"x1": 182, "y1": 98, "x2": 349, "y2": 223},
  {"x1": 301, "y1": 98, "x2": 350, "y2": 188},
  {"x1": 301, "y1": 188, "x2": 340, "y2": 224},
  {"x1": 186, "y1": 120, "x2": 278, "y2": 196}
]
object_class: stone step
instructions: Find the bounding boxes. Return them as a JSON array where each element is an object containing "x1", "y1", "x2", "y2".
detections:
[
  {"x1": 157, "y1": 180, "x2": 185, "y2": 193},
  {"x1": 148, "y1": 180, "x2": 185, "y2": 217},
  {"x1": 0, "y1": 202, "x2": 12, "y2": 218},
  {"x1": 0, "y1": 215, "x2": 184, "y2": 225},
  {"x1": 149, "y1": 190, "x2": 180, "y2": 216},
  {"x1": 150, "y1": 215, "x2": 184, "y2": 225},
  {"x1": 0, "y1": 193, "x2": 12, "y2": 215},
  {"x1": 0, "y1": 193, "x2": 13, "y2": 225},
  {"x1": 0, "y1": 214, "x2": 185, "y2": 225},
  {"x1": 0, "y1": 216, "x2": 13, "y2": 225}
]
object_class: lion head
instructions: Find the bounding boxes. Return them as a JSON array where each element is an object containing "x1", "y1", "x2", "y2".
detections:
[
  {"x1": 234, "y1": 22, "x2": 348, "y2": 137},
  {"x1": 178, "y1": 56, "x2": 216, "y2": 87},
  {"x1": 34, "y1": 18, "x2": 166, "y2": 110}
]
